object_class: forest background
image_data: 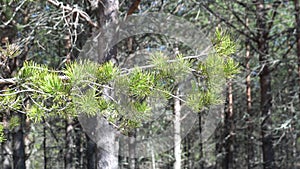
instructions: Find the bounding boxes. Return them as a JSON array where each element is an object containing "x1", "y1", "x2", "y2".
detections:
[{"x1": 0, "y1": 0, "x2": 299, "y2": 169}]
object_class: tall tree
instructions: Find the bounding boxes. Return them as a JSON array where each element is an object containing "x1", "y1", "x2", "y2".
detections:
[
  {"x1": 245, "y1": 9, "x2": 254, "y2": 169},
  {"x1": 245, "y1": 33, "x2": 254, "y2": 169},
  {"x1": 95, "y1": 0, "x2": 119, "y2": 168},
  {"x1": 223, "y1": 80, "x2": 234, "y2": 169},
  {"x1": 65, "y1": 119, "x2": 74, "y2": 169},
  {"x1": 255, "y1": 1, "x2": 275, "y2": 168},
  {"x1": 173, "y1": 87, "x2": 182, "y2": 169},
  {"x1": 293, "y1": 0, "x2": 300, "y2": 167},
  {"x1": 12, "y1": 114, "x2": 25, "y2": 169}
]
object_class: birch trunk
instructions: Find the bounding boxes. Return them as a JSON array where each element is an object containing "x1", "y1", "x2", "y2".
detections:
[{"x1": 173, "y1": 88, "x2": 181, "y2": 169}]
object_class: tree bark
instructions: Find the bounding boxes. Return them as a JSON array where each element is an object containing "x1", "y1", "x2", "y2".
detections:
[
  {"x1": 128, "y1": 131, "x2": 136, "y2": 169},
  {"x1": 198, "y1": 113, "x2": 204, "y2": 169},
  {"x1": 65, "y1": 119, "x2": 74, "y2": 169},
  {"x1": 246, "y1": 36, "x2": 254, "y2": 169},
  {"x1": 43, "y1": 119, "x2": 47, "y2": 169},
  {"x1": 223, "y1": 80, "x2": 234, "y2": 169},
  {"x1": 293, "y1": 0, "x2": 300, "y2": 167},
  {"x1": 86, "y1": 135, "x2": 97, "y2": 169},
  {"x1": 12, "y1": 113, "x2": 25, "y2": 169},
  {"x1": 85, "y1": 1, "x2": 120, "y2": 168},
  {"x1": 96, "y1": 1, "x2": 119, "y2": 168},
  {"x1": 96, "y1": 118, "x2": 119, "y2": 169},
  {"x1": 173, "y1": 87, "x2": 181, "y2": 169},
  {"x1": 245, "y1": 12, "x2": 254, "y2": 169},
  {"x1": 255, "y1": 1, "x2": 275, "y2": 168},
  {"x1": 2, "y1": 114, "x2": 12, "y2": 169},
  {"x1": 75, "y1": 121, "x2": 83, "y2": 169}
]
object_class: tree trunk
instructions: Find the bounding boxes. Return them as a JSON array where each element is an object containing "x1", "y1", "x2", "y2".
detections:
[
  {"x1": 215, "y1": 120, "x2": 223, "y2": 169},
  {"x1": 255, "y1": 1, "x2": 275, "y2": 168},
  {"x1": 223, "y1": 80, "x2": 234, "y2": 169},
  {"x1": 96, "y1": 118, "x2": 119, "y2": 169},
  {"x1": 128, "y1": 130, "x2": 136, "y2": 169},
  {"x1": 173, "y1": 87, "x2": 181, "y2": 169},
  {"x1": 75, "y1": 121, "x2": 83, "y2": 169},
  {"x1": 87, "y1": 1, "x2": 120, "y2": 168},
  {"x1": 151, "y1": 143, "x2": 156, "y2": 169},
  {"x1": 2, "y1": 114, "x2": 12, "y2": 169},
  {"x1": 198, "y1": 113, "x2": 204, "y2": 169},
  {"x1": 246, "y1": 38, "x2": 254, "y2": 169},
  {"x1": 293, "y1": 0, "x2": 300, "y2": 167},
  {"x1": 65, "y1": 119, "x2": 74, "y2": 169},
  {"x1": 183, "y1": 133, "x2": 192, "y2": 169},
  {"x1": 12, "y1": 113, "x2": 25, "y2": 169},
  {"x1": 43, "y1": 119, "x2": 47, "y2": 169},
  {"x1": 86, "y1": 135, "x2": 96, "y2": 169}
]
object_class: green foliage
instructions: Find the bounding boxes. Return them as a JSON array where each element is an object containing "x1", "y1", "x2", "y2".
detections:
[
  {"x1": 98, "y1": 98, "x2": 110, "y2": 111},
  {"x1": 150, "y1": 52, "x2": 168, "y2": 70},
  {"x1": 128, "y1": 101, "x2": 151, "y2": 122},
  {"x1": 213, "y1": 28, "x2": 236, "y2": 57},
  {"x1": 64, "y1": 60, "x2": 118, "y2": 117},
  {"x1": 63, "y1": 62, "x2": 77, "y2": 84},
  {"x1": 0, "y1": 42, "x2": 21, "y2": 59},
  {"x1": 40, "y1": 73, "x2": 65, "y2": 95},
  {"x1": 18, "y1": 61, "x2": 48, "y2": 80},
  {"x1": 188, "y1": 53, "x2": 225, "y2": 112},
  {"x1": 27, "y1": 104, "x2": 44, "y2": 123},
  {"x1": 73, "y1": 88, "x2": 99, "y2": 117},
  {"x1": 224, "y1": 57, "x2": 240, "y2": 78},
  {"x1": 16, "y1": 60, "x2": 119, "y2": 122},
  {"x1": 111, "y1": 67, "x2": 156, "y2": 131},
  {"x1": 0, "y1": 116, "x2": 21, "y2": 142},
  {"x1": 0, "y1": 88, "x2": 21, "y2": 111},
  {"x1": 114, "y1": 101, "x2": 152, "y2": 132},
  {"x1": 63, "y1": 60, "x2": 98, "y2": 86},
  {"x1": 151, "y1": 52, "x2": 192, "y2": 82},
  {"x1": 186, "y1": 29, "x2": 238, "y2": 111},
  {"x1": 150, "y1": 52, "x2": 193, "y2": 99},
  {"x1": 173, "y1": 54, "x2": 193, "y2": 76},
  {"x1": 9, "y1": 116, "x2": 20, "y2": 129},
  {"x1": 0, "y1": 28, "x2": 239, "y2": 137},
  {"x1": 187, "y1": 80, "x2": 221, "y2": 112},
  {"x1": 133, "y1": 101, "x2": 151, "y2": 113},
  {"x1": 128, "y1": 68, "x2": 155, "y2": 100},
  {"x1": 212, "y1": 29, "x2": 240, "y2": 79},
  {"x1": 97, "y1": 61, "x2": 119, "y2": 84},
  {"x1": 0, "y1": 124, "x2": 5, "y2": 142},
  {"x1": 118, "y1": 119, "x2": 141, "y2": 135},
  {"x1": 18, "y1": 61, "x2": 72, "y2": 119},
  {"x1": 205, "y1": 54, "x2": 226, "y2": 94}
]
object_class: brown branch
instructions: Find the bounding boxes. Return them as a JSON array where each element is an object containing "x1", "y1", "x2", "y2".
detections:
[{"x1": 127, "y1": 0, "x2": 141, "y2": 16}]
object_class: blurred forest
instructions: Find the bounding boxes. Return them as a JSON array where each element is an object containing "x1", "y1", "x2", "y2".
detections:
[{"x1": 1, "y1": 0, "x2": 300, "y2": 169}]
